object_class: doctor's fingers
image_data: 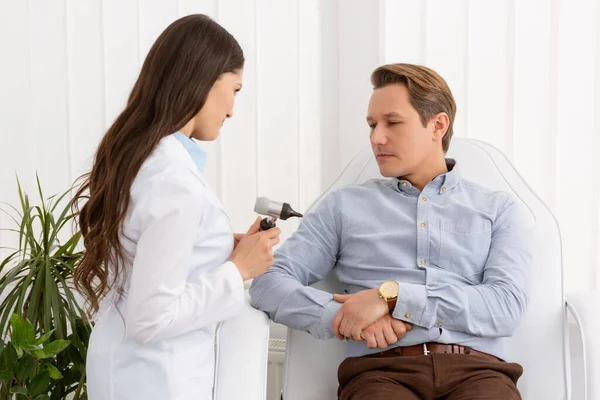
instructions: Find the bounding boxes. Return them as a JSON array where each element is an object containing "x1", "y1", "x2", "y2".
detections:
[
  {"x1": 259, "y1": 227, "x2": 281, "y2": 240},
  {"x1": 268, "y1": 237, "x2": 280, "y2": 248}
]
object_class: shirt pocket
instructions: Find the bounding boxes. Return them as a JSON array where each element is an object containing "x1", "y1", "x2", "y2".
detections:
[{"x1": 437, "y1": 218, "x2": 492, "y2": 282}]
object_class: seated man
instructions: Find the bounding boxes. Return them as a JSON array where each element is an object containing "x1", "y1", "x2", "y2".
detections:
[{"x1": 250, "y1": 63, "x2": 532, "y2": 400}]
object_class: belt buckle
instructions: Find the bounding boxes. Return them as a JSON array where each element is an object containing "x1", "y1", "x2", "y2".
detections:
[{"x1": 422, "y1": 343, "x2": 430, "y2": 355}]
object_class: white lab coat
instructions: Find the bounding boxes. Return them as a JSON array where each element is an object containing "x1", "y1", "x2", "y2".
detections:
[{"x1": 86, "y1": 134, "x2": 245, "y2": 400}]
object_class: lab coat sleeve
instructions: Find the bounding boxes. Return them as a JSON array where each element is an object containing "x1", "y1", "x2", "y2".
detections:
[{"x1": 125, "y1": 176, "x2": 244, "y2": 344}]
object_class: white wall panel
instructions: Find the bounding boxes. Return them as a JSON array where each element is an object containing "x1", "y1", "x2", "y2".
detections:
[
  {"x1": 218, "y1": 0, "x2": 258, "y2": 232},
  {"x1": 555, "y1": 0, "x2": 597, "y2": 292},
  {"x1": 425, "y1": 0, "x2": 469, "y2": 139},
  {"x1": 256, "y1": 0, "x2": 300, "y2": 240},
  {"x1": 0, "y1": 1, "x2": 33, "y2": 257},
  {"x1": 1, "y1": 0, "x2": 599, "y2": 304},
  {"x1": 467, "y1": 0, "x2": 511, "y2": 155},
  {"x1": 103, "y1": 0, "x2": 139, "y2": 128},
  {"x1": 67, "y1": 0, "x2": 105, "y2": 179},
  {"x1": 29, "y1": 0, "x2": 70, "y2": 195}
]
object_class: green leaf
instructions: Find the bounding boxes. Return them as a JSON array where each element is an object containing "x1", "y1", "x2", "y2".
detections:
[
  {"x1": 0, "y1": 370, "x2": 12, "y2": 380},
  {"x1": 50, "y1": 386, "x2": 62, "y2": 400},
  {"x1": 21, "y1": 344, "x2": 42, "y2": 352},
  {"x1": 2, "y1": 343, "x2": 19, "y2": 372},
  {"x1": 33, "y1": 350, "x2": 46, "y2": 359},
  {"x1": 35, "y1": 395, "x2": 51, "y2": 400},
  {"x1": 33, "y1": 330, "x2": 55, "y2": 346},
  {"x1": 10, "y1": 386, "x2": 28, "y2": 395},
  {"x1": 16, "y1": 354, "x2": 34, "y2": 381},
  {"x1": 39, "y1": 340, "x2": 70, "y2": 359},
  {"x1": 29, "y1": 370, "x2": 51, "y2": 397},
  {"x1": 43, "y1": 364, "x2": 63, "y2": 380},
  {"x1": 14, "y1": 346, "x2": 23, "y2": 359},
  {"x1": 10, "y1": 313, "x2": 36, "y2": 347}
]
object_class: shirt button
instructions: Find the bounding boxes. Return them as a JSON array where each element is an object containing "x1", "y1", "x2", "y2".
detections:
[
  {"x1": 420, "y1": 222, "x2": 426, "y2": 228},
  {"x1": 421, "y1": 259, "x2": 427, "y2": 265},
  {"x1": 422, "y1": 197, "x2": 427, "y2": 202},
  {"x1": 405, "y1": 313, "x2": 412, "y2": 319},
  {"x1": 401, "y1": 182, "x2": 407, "y2": 187},
  {"x1": 437, "y1": 322, "x2": 443, "y2": 327},
  {"x1": 442, "y1": 187, "x2": 447, "y2": 192}
]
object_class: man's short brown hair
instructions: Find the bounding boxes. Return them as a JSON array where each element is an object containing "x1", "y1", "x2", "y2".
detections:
[{"x1": 371, "y1": 64, "x2": 457, "y2": 153}]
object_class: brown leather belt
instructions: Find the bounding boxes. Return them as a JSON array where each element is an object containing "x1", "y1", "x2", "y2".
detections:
[{"x1": 372, "y1": 343, "x2": 501, "y2": 362}]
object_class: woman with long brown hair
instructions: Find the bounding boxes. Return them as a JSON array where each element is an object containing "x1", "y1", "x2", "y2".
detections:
[{"x1": 73, "y1": 15, "x2": 280, "y2": 400}]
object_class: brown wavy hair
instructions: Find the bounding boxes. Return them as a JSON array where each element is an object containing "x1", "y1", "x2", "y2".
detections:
[
  {"x1": 371, "y1": 64, "x2": 456, "y2": 153},
  {"x1": 72, "y1": 14, "x2": 244, "y2": 316}
]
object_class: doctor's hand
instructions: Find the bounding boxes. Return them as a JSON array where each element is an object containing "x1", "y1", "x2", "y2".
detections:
[
  {"x1": 233, "y1": 217, "x2": 263, "y2": 250},
  {"x1": 230, "y1": 224, "x2": 280, "y2": 281}
]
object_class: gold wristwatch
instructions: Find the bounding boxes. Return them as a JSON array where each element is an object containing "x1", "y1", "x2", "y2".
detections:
[{"x1": 378, "y1": 280, "x2": 399, "y2": 312}]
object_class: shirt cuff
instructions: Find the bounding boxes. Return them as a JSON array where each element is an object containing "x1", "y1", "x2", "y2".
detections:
[
  {"x1": 308, "y1": 299, "x2": 343, "y2": 340},
  {"x1": 392, "y1": 282, "x2": 430, "y2": 327}
]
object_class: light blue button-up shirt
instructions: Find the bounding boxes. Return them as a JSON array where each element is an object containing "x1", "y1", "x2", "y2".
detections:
[
  {"x1": 173, "y1": 132, "x2": 207, "y2": 172},
  {"x1": 250, "y1": 160, "x2": 532, "y2": 360}
]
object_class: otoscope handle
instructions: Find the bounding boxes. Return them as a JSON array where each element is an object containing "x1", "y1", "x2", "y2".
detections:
[{"x1": 260, "y1": 217, "x2": 277, "y2": 231}]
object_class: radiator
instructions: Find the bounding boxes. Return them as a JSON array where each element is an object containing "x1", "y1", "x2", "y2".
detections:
[{"x1": 267, "y1": 338, "x2": 286, "y2": 400}]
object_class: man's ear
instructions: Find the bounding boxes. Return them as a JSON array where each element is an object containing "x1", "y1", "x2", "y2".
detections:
[{"x1": 431, "y1": 112, "x2": 449, "y2": 142}]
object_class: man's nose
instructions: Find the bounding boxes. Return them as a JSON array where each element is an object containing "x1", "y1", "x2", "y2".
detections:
[{"x1": 370, "y1": 126, "x2": 387, "y2": 145}]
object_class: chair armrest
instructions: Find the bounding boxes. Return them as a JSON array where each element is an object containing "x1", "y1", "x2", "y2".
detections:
[
  {"x1": 214, "y1": 290, "x2": 270, "y2": 400},
  {"x1": 566, "y1": 290, "x2": 600, "y2": 400}
]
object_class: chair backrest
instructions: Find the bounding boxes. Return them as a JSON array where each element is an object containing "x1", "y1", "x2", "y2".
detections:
[{"x1": 283, "y1": 139, "x2": 568, "y2": 400}]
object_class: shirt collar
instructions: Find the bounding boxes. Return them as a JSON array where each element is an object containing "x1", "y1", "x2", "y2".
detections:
[
  {"x1": 395, "y1": 159, "x2": 461, "y2": 195},
  {"x1": 173, "y1": 132, "x2": 208, "y2": 172}
]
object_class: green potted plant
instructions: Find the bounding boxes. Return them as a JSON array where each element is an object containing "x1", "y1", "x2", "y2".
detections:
[
  {"x1": 0, "y1": 314, "x2": 71, "y2": 400},
  {"x1": 0, "y1": 177, "x2": 91, "y2": 399}
]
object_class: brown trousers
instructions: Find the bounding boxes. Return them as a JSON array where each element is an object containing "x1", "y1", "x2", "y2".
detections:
[{"x1": 338, "y1": 348, "x2": 523, "y2": 400}]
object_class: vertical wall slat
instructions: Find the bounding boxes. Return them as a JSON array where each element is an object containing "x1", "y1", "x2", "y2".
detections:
[
  {"x1": 425, "y1": 0, "x2": 469, "y2": 140},
  {"x1": 316, "y1": 0, "x2": 339, "y2": 191},
  {"x1": 594, "y1": 0, "x2": 600, "y2": 290},
  {"x1": 0, "y1": 1, "x2": 33, "y2": 254},
  {"x1": 218, "y1": 0, "x2": 259, "y2": 232},
  {"x1": 298, "y1": 0, "x2": 322, "y2": 211},
  {"x1": 512, "y1": 0, "x2": 554, "y2": 209},
  {"x1": 555, "y1": 0, "x2": 597, "y2": 293},
  {"x1": 29, "y1": 0, "x2": 70, "y2": 197},
  {"x1": 381, "y1": 0, "x2": 423, "y2": 65},
  {"x1": 337, "y1": 0, "x2": 380, "y2": 170},
  {"x1": 67, "y1": 0, "x2": 106, "y2": 181},
  {"x1": 467, "y1": 1, "x2": 510, "y2": 154},
  {"x1": 138, "y1": 0, "x2": 178, "y2": 65},
  {"x1": 103, "y1": 0, "x2": 140, "y2": 127},
  {"x1": 256, "y1": 0, "x2": 300, "y2": 240}
]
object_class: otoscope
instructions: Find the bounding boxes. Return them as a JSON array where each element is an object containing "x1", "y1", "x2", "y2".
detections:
[{"x1": 253, "y1": 197, "x2": 303, "y2": 230}]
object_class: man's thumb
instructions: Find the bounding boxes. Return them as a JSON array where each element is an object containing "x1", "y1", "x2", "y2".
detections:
[{"x1": 333, "y1": 293, "x2": 352, "y2": 303}]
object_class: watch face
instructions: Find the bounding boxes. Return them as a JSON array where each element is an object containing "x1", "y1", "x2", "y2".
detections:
[{"x1": 380, "y1": 281, "x2": 398, "y2": 298}]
